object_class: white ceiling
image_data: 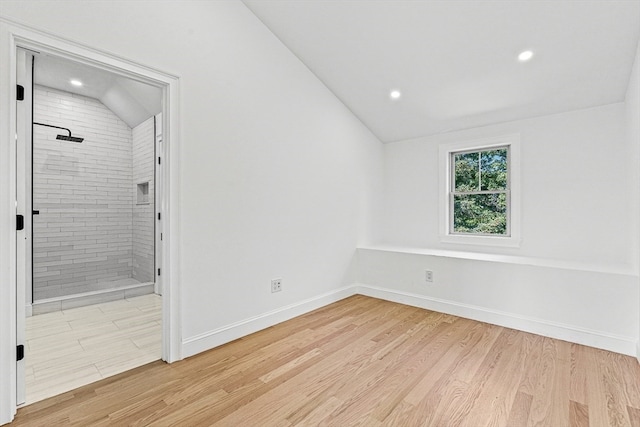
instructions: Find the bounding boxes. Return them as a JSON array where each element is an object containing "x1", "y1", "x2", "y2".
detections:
[
  {"x1": 34, "y1": 54, "x2": 162, "y2": 128},
  {"x1": 243, "y1": 0, "x2": 640, "y2": 142}
]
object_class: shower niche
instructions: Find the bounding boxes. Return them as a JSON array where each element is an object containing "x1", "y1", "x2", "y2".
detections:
[
  {"x1": 31, "y1": 84, "x2": 160, "y2": 314},
  {"x1": 137, "y1": 182, "x2": 150, "y2": 204}
]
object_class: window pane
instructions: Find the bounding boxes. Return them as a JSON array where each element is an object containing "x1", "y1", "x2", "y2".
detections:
[
  {"x1": 453, "y1": 193, "x2": 507, "y2": 235},
  {"x1": 480, "y1": 149, "x2": 507, "y2": 191},
  {"x1": 454, "y1": 152, "x2": 479, "y2": 191}
]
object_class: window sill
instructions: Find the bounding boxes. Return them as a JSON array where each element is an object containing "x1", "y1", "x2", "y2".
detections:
[{"x1": 439, "y1": 233, "x2": 521, "y2": 248}]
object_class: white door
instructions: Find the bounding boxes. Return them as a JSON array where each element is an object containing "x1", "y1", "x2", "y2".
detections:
[{"x1": 15, "y1": 47, "x2": 34, "y2": 406}]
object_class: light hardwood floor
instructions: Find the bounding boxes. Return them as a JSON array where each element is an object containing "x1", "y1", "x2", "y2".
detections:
[
  {"x1": 24, "y1": 293, "x2": 162, "y2": 405},
  {"x1": 11, "y1": 295, "x2": 640, "y2": 426}
]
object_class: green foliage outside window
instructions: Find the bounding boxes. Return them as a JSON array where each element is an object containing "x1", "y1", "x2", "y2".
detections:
[{"x1": 452, "y1": 148, "x2": 508, "y2": 235}]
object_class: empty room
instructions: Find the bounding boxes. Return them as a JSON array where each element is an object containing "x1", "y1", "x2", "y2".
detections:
[{"x1": 0, "y1": 1, "x2": 639, "y2": 426}]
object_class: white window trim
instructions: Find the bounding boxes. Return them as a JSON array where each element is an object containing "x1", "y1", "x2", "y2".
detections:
[{"x1": 438, "y1": 134, "x2": 521, "y2": 247}]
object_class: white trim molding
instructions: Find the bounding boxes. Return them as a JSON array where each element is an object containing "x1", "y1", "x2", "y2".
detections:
[
  {"x1": 182, "y1": 286, "x2": 358, "y2": 358},
  {"x1": 182, "y1": 278, "x2": 636, "y2": 364},
  {"x1": 355, "y1": 284, "x2": 637, "y2": 357},
  {"x1": 0, "y1": 19, "x2": 19, "y2": 424},
  {"x1": 356, "y1": 247, "x2": 637, "y2": 357},
  {"x1": 439, "y1": 133, "x2": 521, "y2": 247}
]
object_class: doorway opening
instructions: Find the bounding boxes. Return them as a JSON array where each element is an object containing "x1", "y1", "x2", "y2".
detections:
[
  {"x1": 18, "y1": 50, "x2": 164, "y2": 405},
  {"x1": 1, "y1": 21, "x2": 180, "y2": 423},
  {"x1": 5, "y1": 34, "x2": 180, "y2": 418}
]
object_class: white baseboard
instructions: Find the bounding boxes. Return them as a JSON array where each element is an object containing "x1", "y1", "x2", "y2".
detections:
[
  {"x1": 181, "y1": 283, "x2": 636, "y2": 360},
  {"x1": 354, "y1": 284, "x2": 637, "y2": 357},
  {"x1": 25, "y1": 304, "x2": 32, "y2": 318},
  {"x1": 182, "y1": 285, "x2": 358, "y2": 358}
]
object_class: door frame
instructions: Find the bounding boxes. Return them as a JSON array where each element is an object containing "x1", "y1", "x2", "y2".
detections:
[
  {"x1": 15, "y1": 46, "x2": 33, "y2": 407},
  {"x1": 0, "y1": 17, "x2": 182, "y2": 424}
]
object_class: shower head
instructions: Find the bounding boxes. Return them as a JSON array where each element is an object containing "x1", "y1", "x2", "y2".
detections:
[
  {"x1": 34, "y1": 122, "x2": 84, "y2": 143},
  {"x1": 56, "y1": 134, "x2": 84, "y2": 143}
]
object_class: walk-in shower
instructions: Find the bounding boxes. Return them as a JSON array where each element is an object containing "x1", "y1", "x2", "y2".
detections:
[{"x1": 29, "y1": 56, "x2": 162, "y2": 315}]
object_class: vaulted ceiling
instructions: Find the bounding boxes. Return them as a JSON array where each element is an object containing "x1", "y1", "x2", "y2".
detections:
[{"x1": 243, "y1": 0, "x2": 640, "y2": 142}]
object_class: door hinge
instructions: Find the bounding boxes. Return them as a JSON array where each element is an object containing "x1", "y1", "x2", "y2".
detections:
[
  {"x1": 160, "y1": 233, "x2": 163, "y2": 241},
  {"x1": 16, "y1": 215, "x2": 24, "y2": 231},
  {"x1": 158, "y1": 157, "x2": 161, "y2": 165},
  {"x1": 17, "y1": 345, "x2": 24, "y2": 361},
  {"x1": 158, "y1": 213, "x2": 161, "y2": 220},
  {"x1": 157, "y1": 268, "x2": 161, "y2": 276},
  {"x1": 17, "y1": 85, "x2": 24, "y2": 101}
]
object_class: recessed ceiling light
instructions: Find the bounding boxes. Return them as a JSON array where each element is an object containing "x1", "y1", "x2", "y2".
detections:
[
  {"x1": 70, "y1": 79, "x2": 83, "y2": 87},
  {"x1": 390, "y1": 90, "x2": 401, "y2": 99},
  {"x1": 518, "y1": 50, "x2": 534, "y2": 62}
]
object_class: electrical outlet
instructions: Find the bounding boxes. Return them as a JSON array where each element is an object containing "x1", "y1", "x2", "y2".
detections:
[
  {"x1": 425, "y1": 270, "x2": 433, "y2": 283},
  {"x1": 271, "y1": 278, "x2": 282, "y2": 293}
]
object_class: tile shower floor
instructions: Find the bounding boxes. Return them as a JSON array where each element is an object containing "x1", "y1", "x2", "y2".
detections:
[{"x1": 24, "y1": 293, "x2": 162, "y2": 405}]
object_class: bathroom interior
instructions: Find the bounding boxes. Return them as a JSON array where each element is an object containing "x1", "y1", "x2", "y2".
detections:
[{"x1": 23, "y1": 51, "x2": 164, "y2": 405}]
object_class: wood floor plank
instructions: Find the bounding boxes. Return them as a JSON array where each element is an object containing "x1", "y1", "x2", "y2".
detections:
[
  {"x1": 10, "y1": 295, "x2": 640, "y2": 427},
  {"x1": 369, "y1": 305, "x2": 426, "y2": 342},
  {"x1": 527, "y1": 338, "x2": 571, "y2": 427},
  {"x1": 587, "y1": 348, "x2": 633, "y2": 427},
  {"x1": 325, "y1": 319, "x2": 477, "y2": 425},
  {"x1": 627, "y1": 406, "x2": 640, "y2": 426},
  {"x1": 288, "y1": 309, "x2": 447, "y2": 421},
  {"x1": 570, "y1": 400, "x2": 590, "y2": 427},
  {"x1": 425, "y1": 328, "x2": 521, "y2": 426},
  {"x1": 506, "y1": 392, "x2": 533, "y2": 427},
  {"x1": 618, "y1": 353, "x2": 640, "y2": 409},
  {"x1": 211, "y1": 306, "x2": 413, "y2": 425},
  {"x1": 516, "y1": 333, "x2": 544, "y2": 396},
  {"x1": 291, "y1": 396, "x2": 344, "y2": 427},
  {"x1": 404, "y1": 321, "x2": 502, "y2": 409},
  {"x1": 372, "y1": 320, "x2": 486, "y2": 422},
  {"x1": 570, "y1": 343, "x2": 590, "y2": 405},
  {"x1": 462, "y1": 330, "x2": 528, "y2": 426}
]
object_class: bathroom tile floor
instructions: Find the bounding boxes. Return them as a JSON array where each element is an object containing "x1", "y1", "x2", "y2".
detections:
[{"x1": 23, "y1": 293, "x2": 162, "y2": 405}]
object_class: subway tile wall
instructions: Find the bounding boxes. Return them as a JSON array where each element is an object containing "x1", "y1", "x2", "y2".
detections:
[
  {"x1": 132, "y1": 116, "x2": 155, "y2": 282},
  {"x1": 32, "y1": 85, "x2": 154, "y2": 301}
]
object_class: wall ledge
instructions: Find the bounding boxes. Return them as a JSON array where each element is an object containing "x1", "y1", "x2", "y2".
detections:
[{"x1": 358, "y1": 245, "x2": 637, "y2": 276}]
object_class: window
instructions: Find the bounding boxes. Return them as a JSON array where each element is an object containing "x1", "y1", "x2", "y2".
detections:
[
  {"x1": 451, "y1": 147, "x2": 508, "y2": 235},
  {"x1": 439, "y1": 135, "x2": 520, "y2": 247}
]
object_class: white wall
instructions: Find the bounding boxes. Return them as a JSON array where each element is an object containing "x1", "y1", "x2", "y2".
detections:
[
  {"x1": 0, "y1": 0, "x2": 383, "y2": 361},
  {"x1": 381, "y1": 103, "x2": 632, "y2": 267},
  {"x1": 626, "y1": 41, "x2": 640, "y2": 360},
  {"x1": 362, "y1": 103, "x2": 639, "y2": 356}
]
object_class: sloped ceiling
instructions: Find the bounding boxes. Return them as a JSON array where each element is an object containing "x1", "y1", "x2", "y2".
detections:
[
  {"x1": 244, "y1": 0, "x2": 640, "y2": 142},
  {"x1": 34, "y1": 53, "x2": 162, "y2": 129}
]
